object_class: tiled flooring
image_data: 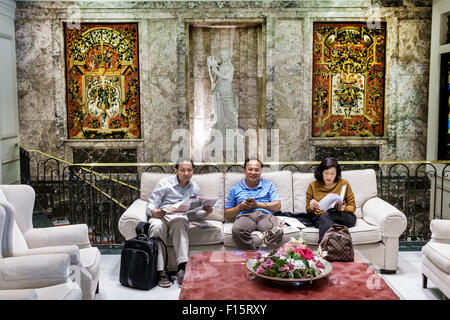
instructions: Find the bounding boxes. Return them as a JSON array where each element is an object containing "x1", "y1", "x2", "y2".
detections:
[
  {"x1": 94, "y1": 251, "x2": 448, "y2": 300},
  {"x1": 379, "y1": 251, "x2": 447, "y2": 300}
]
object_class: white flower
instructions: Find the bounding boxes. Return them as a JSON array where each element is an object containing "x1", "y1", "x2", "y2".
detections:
[
  {"x1": 308, "y1": 260, "x2": 319, "y2": 272},
  {"x1": 314, "y1": 246, "x2": 328, "y2": 258},
  {"x1": 293, "y1": 259, "x2": 306, "y2": 270}
]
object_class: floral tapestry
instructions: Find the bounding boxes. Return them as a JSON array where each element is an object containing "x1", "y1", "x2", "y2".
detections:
[
  {"x1": 64, "y1": 23, "x2": 140, "y2": 139},
  {"x1": 312, "y1": 22, "x2": 386, "y2": 137}
]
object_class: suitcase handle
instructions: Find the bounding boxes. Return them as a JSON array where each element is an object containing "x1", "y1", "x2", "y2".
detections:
[{"x1": 136, "y1": 221, "x2": 150, "y2": 236}]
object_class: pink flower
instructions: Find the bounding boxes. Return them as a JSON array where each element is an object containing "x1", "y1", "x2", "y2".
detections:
[
  {"x1": 316, "y1": 260, "x2": 325, "y2": 269},
  {"x1": 256, "y1": 265, "x2": 264, "y2": 274},
  {"x1": 275, "y1": 249, "x2": 284, "y2": 258},
  {"x1": 262, "y1": 259, "x2": 274, "y2": 269},
  {"x1": 297, "y1": 247, "x2": 315, "y2": 260},
  {"x1": 279, "y1": 265, "x2": 288, "y2": 272}
]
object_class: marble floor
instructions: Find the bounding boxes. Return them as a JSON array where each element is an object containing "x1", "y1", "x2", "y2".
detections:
[{"x1": 94, "y1": 251, "x2": 448, "y2": 300}]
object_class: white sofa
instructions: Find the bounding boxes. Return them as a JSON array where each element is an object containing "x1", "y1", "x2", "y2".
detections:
[
  {"x1": 422, "y1": 219, "x2": 450, "y2": 298},
  {"x1": 119, "y1": 169, "x2": 407, "y2": 273}
]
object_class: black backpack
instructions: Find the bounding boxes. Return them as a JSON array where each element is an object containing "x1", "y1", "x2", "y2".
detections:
[{"x1": 119, "y1": 222, "x2": 170, "y2": 290}]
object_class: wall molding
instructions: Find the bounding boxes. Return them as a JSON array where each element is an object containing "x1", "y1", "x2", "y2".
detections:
[
  {"x1": 1, "y1": 156, "x2": 19, "y2": 165},
  {"x1": 0, "y1": 0, "x2": 15, "y2": 19},
  {"x1": 0, "y1": 134, "x2": 18, "y2": 140}
]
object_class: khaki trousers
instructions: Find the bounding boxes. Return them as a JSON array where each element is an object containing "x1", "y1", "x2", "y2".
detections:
[
  {"x1": 232, "y1": 211, "x2": 280, "y2": 250},
  {"x1": 148, "y1": 214, "x2": 189, "y2": 271}
]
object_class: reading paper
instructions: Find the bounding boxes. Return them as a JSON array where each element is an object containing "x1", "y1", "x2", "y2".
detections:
[
  {"x1": 164, "y1": 198, "x2": 217, "y2": 215},
  {"x1": 318, "y1": 185, "x2": 346, "y2": 210}
]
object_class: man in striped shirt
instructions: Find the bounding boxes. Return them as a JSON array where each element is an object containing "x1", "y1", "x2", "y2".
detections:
[{"x1": 224, "y1": 159, "x2": 282, "y2": 250}]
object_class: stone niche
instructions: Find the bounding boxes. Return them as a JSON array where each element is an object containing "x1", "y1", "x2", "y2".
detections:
[{"x1": 187, "y1": 20, "x2": 265, "y2": 163}]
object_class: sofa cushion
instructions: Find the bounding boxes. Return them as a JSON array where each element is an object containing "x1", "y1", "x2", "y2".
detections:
[
  {"x1": 422, "y1": 242, "x2": 450, "y2": 273},
  {"x1": 11, "y1": 221, "x2": 30, "y2": 254},
  {"x1": 292, "y1": 172, "x2": 315, "y2": 213},
  {"x1": 293, "y1": 169, "x2": 378, "y2": 219},
  {"x1": 190, "y1": 173, "x2": 224, "y2": 222},
  {"x1": 224, "y1": 171, "x2": 293, "y2": 219},
  {"x1": 300, "y1": 218, "x2": 381, "y2": 245},
  {"x1": 165, "y1": 220, "x2": 223, "y2": 246},
  {"x1": 341, "y1": 169, "x2": 378, "y2": 218},
  {"x1": 140, "y1": 172, "x2": 224, "y2": 222},
  {"x1": 222, "y1": 221, "x2": 301, "y2": 249},
  {"x1": 140, "y1": 172, "x2": 171, "y2": 202}
]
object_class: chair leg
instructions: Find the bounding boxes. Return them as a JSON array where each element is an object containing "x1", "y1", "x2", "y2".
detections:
[
  {"x1": 95, "y1": 281, "x2": 100, "y2": 294},
  {"x1": 422, "y1": 274, "x2": 427, "y2": 288},
  {"x1": 380, "y1": 269, "x2": 396, "y2": 274}
]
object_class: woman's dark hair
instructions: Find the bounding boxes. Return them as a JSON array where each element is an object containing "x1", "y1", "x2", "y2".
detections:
[
  {"x1": 244, "y1": 158, "x2": 264, "y2": 169},
  {"x1": 314, "y1": 157, "x2": 341, "y2": 183}
]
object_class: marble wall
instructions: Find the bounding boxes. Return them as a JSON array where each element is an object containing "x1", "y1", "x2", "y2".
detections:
[{"x1": 14, "y1": 0, "x2": 432, "y2": 164}]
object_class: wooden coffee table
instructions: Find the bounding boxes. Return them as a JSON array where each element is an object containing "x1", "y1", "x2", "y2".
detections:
[{"x1": 179, "y1": 250, "x2": 400, "y2": 300}]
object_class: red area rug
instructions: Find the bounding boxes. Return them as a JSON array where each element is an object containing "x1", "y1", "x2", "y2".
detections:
[{"x1": 179, "y1": 251, "x2": 399, "y2": 300}]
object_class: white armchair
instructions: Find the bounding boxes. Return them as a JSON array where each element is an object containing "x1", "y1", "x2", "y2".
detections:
[
  {"x1": 0, "y1": 184, "x2": 101, "y2": 300},
  {"x1": 422, "y1": 219, "x2": 450, "y2": 298},
  {"x1": 0, "y1": 203, "x2": 82, "y2": 300}
]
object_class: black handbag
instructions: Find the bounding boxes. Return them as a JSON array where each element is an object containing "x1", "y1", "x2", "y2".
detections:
[{"x1": 119, "y1": 222, "x2": 170, "y2": 290}]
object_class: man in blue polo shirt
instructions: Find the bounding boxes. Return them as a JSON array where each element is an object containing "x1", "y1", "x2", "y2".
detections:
[{"x1": 224, "y1": 158, "x2": 282, "y2": 250}]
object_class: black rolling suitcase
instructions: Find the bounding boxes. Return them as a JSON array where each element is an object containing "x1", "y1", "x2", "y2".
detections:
[{"x1": 119, "y1": 222, "x2": 169, "y2": 290}]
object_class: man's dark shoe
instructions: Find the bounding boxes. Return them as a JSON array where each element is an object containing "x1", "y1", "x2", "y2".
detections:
[
  {"x1": 177, "y1": 269, "x2": 185, "y2": 288},
  {"x1": 158, "y1": 271, "x2": 171, "y2": 288}
]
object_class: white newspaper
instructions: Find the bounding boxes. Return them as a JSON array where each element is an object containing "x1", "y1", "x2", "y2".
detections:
[
  {"x1": 318, "y1": 185, "x2": 346, "y2": 210},
  {"x1": 162, "y1": 198, "x2": 217, "y2": 215}
]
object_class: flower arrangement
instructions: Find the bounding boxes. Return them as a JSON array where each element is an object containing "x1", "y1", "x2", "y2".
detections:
[{"x1": 252, "y1": 237, "x2": 327, "y2": 280}]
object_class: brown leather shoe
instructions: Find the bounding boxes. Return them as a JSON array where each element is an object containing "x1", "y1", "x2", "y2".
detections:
[
  {"x1": 158, "y1": 271, "x2": 171, "y2": 288},
  {"x1": 177, "y1": 269, "x2": 185, "y2": 288}
]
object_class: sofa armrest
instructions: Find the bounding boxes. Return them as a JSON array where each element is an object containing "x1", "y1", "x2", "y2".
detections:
[
  {"x1": 430, "y1": 219, "x2": 450, "y2": 244},
  {"x1": 24, "y1": 224, "x2": 91, "y2": 250},
  {"x1": 362, "y1": 197, "x2": 407, "y2": 237},
  {"x1": 0, "y1": 254, "x2": 71, "y2": 290},
  {"x1": 13, "y1": 245, "x2": 81, "y2": 265},
  {"x1": 0, "y1": 289, "x2": 38, "y2": 300},
  {"x1": 118, "y1": 199, "x2": 148, "y2": 240}
]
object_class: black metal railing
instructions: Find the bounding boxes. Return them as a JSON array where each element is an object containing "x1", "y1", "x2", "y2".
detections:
[{"x1": 18, "y1": 146, "x2": 450, "y2": 246}]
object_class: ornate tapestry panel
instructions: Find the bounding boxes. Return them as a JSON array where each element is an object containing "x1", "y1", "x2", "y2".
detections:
[
  {"x1": 64, "y1": 23, "x2": 140, "y2": 139},
  {"x1": 312, "y1": 22, "x2": 386, "y2": 137}
]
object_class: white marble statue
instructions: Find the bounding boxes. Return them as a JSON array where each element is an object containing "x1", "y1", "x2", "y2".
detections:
[{"x1": 207, "y1": 49, "x2": 239, "y2": 132}]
